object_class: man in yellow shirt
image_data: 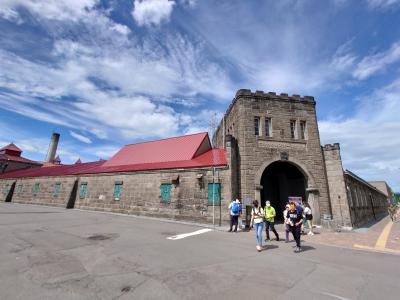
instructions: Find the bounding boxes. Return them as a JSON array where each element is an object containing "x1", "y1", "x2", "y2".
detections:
[{"x1": 264, "y1": 201, "x2": 280, "y2": 241}]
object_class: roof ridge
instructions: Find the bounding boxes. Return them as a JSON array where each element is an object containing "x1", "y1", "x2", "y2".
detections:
[{"x1": 123, "y1": 132, "x2": 208, "y2": 147}]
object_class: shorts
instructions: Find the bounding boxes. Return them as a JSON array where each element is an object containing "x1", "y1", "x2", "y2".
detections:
[{"x1": 306, "y1": 214, "x2": 313, "y2": 221}]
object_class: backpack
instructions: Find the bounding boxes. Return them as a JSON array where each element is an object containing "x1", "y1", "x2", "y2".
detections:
[{"x1": 231, "y1": 202, "x2": 240, "y2": 215}]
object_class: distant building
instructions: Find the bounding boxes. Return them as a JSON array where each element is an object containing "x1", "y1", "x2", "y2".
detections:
[
  {"x1": 369, "y1": 181, "x2": 394, "y2": 203},
  {"x1": 0, "y1": 89, "x2": 389, "y2": 228},
  {"x1": 0, "y1": 143, "x2": 42, "y2": 173}
]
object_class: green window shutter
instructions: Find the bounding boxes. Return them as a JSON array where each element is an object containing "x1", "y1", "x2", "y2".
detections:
[
  {"x1": 53, "y1": 183, "x2": 61, "y2": 196},
  {"x1": 32, "y1": 183, "x2": 40, "y2": 194},
  {"x1": 113, "y1": 183, "x2": 123, "y2": 200},
  {"x1": 160, "y1": 184, "x2": 171, "y2": 202},
  {"x1": 208, "y1": 183, "x2": 221, "y2": 205},
  {"x1": 79, "y1": 183, "x2": 87, "y2": 199}
]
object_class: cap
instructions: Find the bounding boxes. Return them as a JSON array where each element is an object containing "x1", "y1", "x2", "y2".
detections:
[{"x1": 266, "y1": 201, "x2": 270, "y2": 205}]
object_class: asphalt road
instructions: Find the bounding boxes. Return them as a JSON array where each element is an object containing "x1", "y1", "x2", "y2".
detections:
[{"x1": 0, "y1": 203, "x2": 399, "y2": 300}]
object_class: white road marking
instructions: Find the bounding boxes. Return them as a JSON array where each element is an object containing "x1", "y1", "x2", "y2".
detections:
[
  {"x1": 320, "y1": 292, "x2": 351, "y2": 300},
  {"x1": 167, "y1": 228, "x2": 212, "y2": 240}
]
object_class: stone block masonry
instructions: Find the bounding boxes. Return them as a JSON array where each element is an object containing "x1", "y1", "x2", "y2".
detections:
[{"x1": 1, "y1": 167, "x2": 232, "y2": 224}]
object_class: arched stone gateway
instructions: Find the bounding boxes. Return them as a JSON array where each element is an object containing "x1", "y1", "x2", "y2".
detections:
[{"x1": 254, "y1": 159, "x2": 320, "y2": 223}]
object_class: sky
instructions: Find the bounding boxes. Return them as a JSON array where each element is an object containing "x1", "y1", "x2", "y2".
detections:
[{"x1": 0, "y1": 0, "x2": 399, "y2": 191}]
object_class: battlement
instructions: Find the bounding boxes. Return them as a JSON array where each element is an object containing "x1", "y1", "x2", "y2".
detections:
[
  {"x1": 322, "y1": 143, "x2": 340, "y2": 151},
  {"x1": 235, "y1": 89, "x2": 315, "y2": 103}
]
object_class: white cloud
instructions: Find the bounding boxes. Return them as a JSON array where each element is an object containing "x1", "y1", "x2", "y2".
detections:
[
  {"x1": 319, "y1": 78, "x2": 400, "y2": 191},
  {"x1": 110, "y1": 23, "x2": 131, "y2": 35},
  {"x1": 0, "y1": 0, "x2": 99, "y2": 22},
  {"x1": 353, "y1": 42, "x2": 400, "y2": 80},
  {"x1": 132, "y1": 0, "x2": 175, "y2": 26},
  {"x1": 69, "y1": 131, "x2": 92, "y2": 144},
  {"x1": 367, "y1": 0, "x2": 400, "y2": 9}
]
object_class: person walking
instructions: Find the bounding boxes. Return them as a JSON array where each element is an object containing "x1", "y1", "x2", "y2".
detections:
[
  {"x1": 250, "y1": 200, "x2": 265, "y2": 252},
  {"x1": 304, "y1": 203, "x2": 314, "y2": 235},
  {"x1": 287, "y1": 202, "x2": 304, "y2": 252},
  {"x1": 236, "y1": 199, "x2": 243, "y2": 231},
  {"x1": 264, "y1": 201, "x2": 279, "y2": 241},
  {"x1": 228, "y1": 199, "x2": 240, "y2": 232},
  {"x1": 283, "y1": 204, "x2": 291, "y2": 243}
]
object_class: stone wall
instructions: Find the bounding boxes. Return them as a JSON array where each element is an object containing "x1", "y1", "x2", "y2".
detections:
[
  {"x1": 345, "y1": 171, "x2": 388, "y2": 227},
  {"x1": 215, "y1": 89, "x2": 331, "y2": 223},
  {"x1": 0, "y1": 167, "x2": 232, "y2": 225},
  {"x1": 1, "y1": 177, "x2": 77, "y2": 207},
  {"x1": 322, "y1": 144, "x2": 352, "y2": 227}
]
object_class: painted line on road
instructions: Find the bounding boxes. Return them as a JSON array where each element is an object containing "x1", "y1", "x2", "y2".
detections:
[
  {"x1": 320, "y1": 292, "x2": 351, "y2": 300},
  {"x1": 375, "y1": 221, "x2": 393, "y2": 249},
  {"x1": 353, "y1": 220, "x2": 397, "y2": 254},
  {"x1": 167, "y1": 228, "x2": 212, "y2": 240},
  {"x1": 353, "y1": 244, "x2": 400, "y2": 254}
]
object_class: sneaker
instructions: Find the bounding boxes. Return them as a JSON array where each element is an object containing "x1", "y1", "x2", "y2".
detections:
[
  {"x1": 295, "y1": 247, "x2": 301, "y2": 253},
  {"x1": 276, "y1": 237, "x2": 280, "y2": 241},
  {"x1": 228, "y1": 229, "x2": 232, "y2": 232},
  {"x1": 308, "y1": 232, "x2": 314, "y2": 236},
  {"x1": 256, "y1": 245, "x2": 262, "y2": 252}
]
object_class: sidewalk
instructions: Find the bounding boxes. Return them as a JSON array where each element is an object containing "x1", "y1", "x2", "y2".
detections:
[{"x1": 299, "y1": 216, "x2": 400, "y2": 255}]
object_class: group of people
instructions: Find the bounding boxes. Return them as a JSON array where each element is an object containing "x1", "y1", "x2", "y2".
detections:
[{"x1": 228, "y1": 198, "x2": 314, "y2": 253}]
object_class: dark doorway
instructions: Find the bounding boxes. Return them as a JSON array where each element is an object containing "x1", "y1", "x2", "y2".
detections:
[
  {"x1": 260, "y1": 161, "x2": 307, "y2": 222},
  {"x1": 5, "y1": 182, "x2": 16, "y2": 202},
  {"x1": 66, "y1": 180, "x2": 78, "y2": 209}
]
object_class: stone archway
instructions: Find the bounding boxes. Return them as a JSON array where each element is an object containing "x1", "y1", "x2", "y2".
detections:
[{"x1": 254, "y1": 159, "x2": 320, "y2": 223}]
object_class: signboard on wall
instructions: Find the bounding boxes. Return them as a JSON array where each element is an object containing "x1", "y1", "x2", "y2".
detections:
[{"x1": 288, "y1": 196, "x2": 302, "y2": 206}]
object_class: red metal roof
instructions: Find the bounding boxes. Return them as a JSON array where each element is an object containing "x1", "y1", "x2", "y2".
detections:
[
  {"x1": 103, "y1": 132, "x2": 210, "y2": 167},
  {"x1": 0, "y1": 143, "x2": 22, "y2": 153},
  {"x1": 0, "y1": 133, "x2": 227, "y2": 179}
]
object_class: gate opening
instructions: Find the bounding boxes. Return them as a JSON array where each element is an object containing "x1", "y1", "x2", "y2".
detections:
[{"x1": 260, "y1": 161, "x2": 306, "y2": 222}]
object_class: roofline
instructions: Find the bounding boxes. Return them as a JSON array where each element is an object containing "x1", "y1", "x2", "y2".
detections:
[
  {"x1": 344, "y1": 169, "x2": 387, "y2": 198},
  {"x1": 123, "y1": 132, "x2": 208, "y2": 147},
  {"x1": 0, "y1": 158, "x2": 42, "y2": 165},
  {"x1": 0, "y1": 163, "x2": 229, "y2": 180}
]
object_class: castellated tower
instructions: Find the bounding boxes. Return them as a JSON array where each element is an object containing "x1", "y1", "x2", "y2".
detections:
[{"x1": 214, "y1": 89, "x2": 332, "y2": 225}]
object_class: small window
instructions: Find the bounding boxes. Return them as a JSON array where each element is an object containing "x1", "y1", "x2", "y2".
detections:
[
  {"x1": 254, "y1": 117, "x2": 260, "y2": 136},
  {"x1": 265, "y1": 118, "x2": 271, "y2": 137},
  {"x1": 32, "y1": 183, "x2": 40, "y2": 194},
  {"x1": 16, "y1": 184, "x2": 23, "y2": 193},
  {"x1": 113, "y1": 183, "x2": 123, "y2": 200},
  {"x1": 300, "y1": 121, "x2": 307, "y2": 140},
  {"x1": 207, "y1": 183, "x2": 221, "y2": 205},
  {"x1": 3, "y1": 184, "x2": 9, "y2": 195},
  {"x1": 79, "y1": 183, "x2": 87, "y2": 199},
  {"x1": 53, "y1": 183, "x2": 61, "y2": 196},
  {"x1": 160, "y1": 183, "x2": 171, "y2": 202},
  {"x1": 290, "y1": 120, "x2": 297, "y2": 139}
]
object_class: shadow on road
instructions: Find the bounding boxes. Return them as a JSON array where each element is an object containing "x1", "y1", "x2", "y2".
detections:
[{"x1": 300, "y1": 245, "x2": 316, "y2": 252}]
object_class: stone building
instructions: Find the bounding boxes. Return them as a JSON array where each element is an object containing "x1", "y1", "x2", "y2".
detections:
[
  {"x1": 214, "y1": 89, "x2": 387, "y2": 228},
  {"x1": 369, "y1": 181, "x2": 394, "y2": 203},
  {"x1": 0, "y1": 133, "x2": 231, "y2": 224},
  {"x1": 0, "y1": 89, "x2": 389, "y2": 228}
]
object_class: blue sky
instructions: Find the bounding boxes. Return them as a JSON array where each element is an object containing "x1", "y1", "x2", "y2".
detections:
[{"x1": 0, "y1": 0, "x2": 399, "y2": 191}]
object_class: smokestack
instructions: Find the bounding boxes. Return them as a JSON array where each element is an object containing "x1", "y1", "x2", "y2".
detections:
[{"x1": 46, "y1": 133, "x2": 60, "y2": 163}]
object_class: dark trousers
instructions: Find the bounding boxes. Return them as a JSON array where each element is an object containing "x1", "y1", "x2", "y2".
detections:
[
  {"x1": 289, "y1": 225, "x2": 301, "y2": 247},
  {"x1": 265, "y1": 221, "x2": 279, "y2": 240},
  {"x1": 229, "y1": 215, "x2": 239, "y2": 231}
]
